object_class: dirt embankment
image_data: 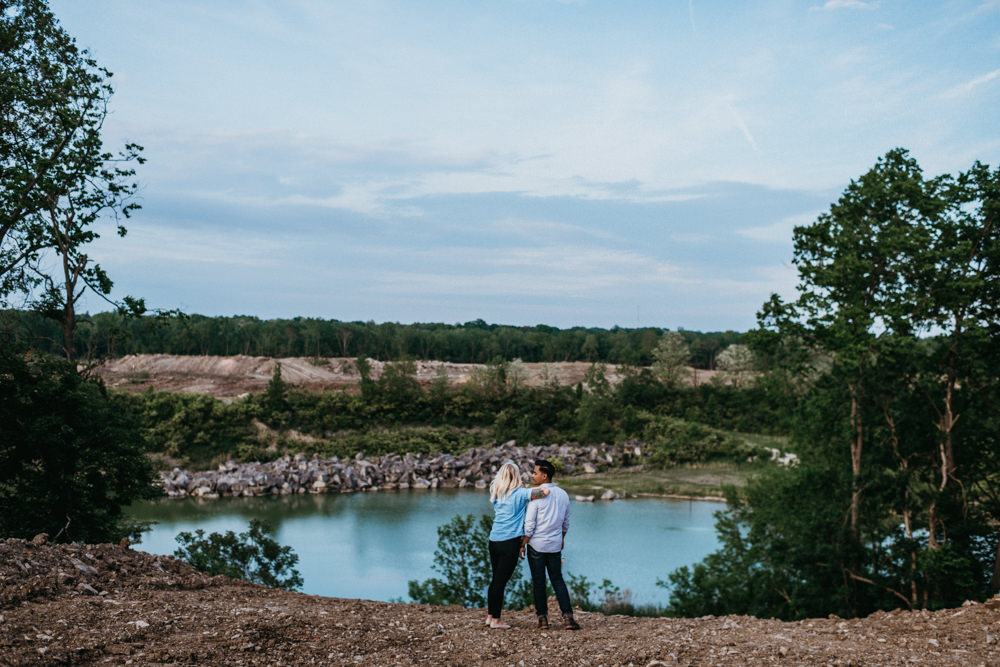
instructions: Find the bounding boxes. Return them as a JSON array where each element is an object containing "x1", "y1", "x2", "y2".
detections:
[
  {"x1": 2, "y1": 538, "x2": 999, "y2": 666},
  {"x1": 91, "y1": 354, "x2": 718, "y2": 400}
]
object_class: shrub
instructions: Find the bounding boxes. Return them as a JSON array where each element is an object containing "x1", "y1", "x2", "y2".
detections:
[
  {"x1": 640, "y1": 413, "x2": 766, "y2": 466},
  {"x1": 408, "y1": 513, "x2": 532, "y2": 609},
  {"x1": 0, "y1": 344, "x2": 156, "y2": 543},
  {"x1": 173, "y1": 518, "x2": 303, "y2": 590}
]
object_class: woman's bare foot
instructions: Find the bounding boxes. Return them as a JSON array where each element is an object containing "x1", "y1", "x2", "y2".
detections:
[
  {"x1": 485, "y1": 615, "x2": 494, "y2": 626},
  {"x1": 489, "y1": 618, "x2": 511, "y2": 629}
]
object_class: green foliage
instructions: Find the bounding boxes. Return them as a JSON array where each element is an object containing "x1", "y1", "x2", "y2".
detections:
[
  {"x1": 407, "y1": 513, "x2": 532, "y2": 609},
  {"x1": 5, "y1": 310, "x2": 749, "y2": 369},
  {"x1": 0, "y1": 343, "x2": 156, "y2": 542},
  {"x1": 568, "y1": 574, "x2": 664, "y2": 617},
  {"x1": 670, "y1": 149, "x2": 1000, "y2": 619},
  {"x1": 172, "y1": 518, "x2": 303, "y2": 590},
  {"x1": 1, "y1": 0, "x2": 145, "y2": 354},
  {"x1": 120, "y1": 390, "x2": 257, "y2": 466},
  {"x1": 652, "y1": 331, "x2": 691, "y2": 387},
  {"x1": 639, "y1": 414, "x2": 766, "y2": 466}
]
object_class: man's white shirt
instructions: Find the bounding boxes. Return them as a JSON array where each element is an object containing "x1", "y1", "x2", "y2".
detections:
[{"x1": 524, "y1": 482, "x2": 570, "y2": 553}]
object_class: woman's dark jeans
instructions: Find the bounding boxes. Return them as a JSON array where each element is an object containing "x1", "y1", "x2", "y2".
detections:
[
  {"x1": 488, "y1": 537, "x2": 523, "y2": 618},
  {"x1": 527, "y1": 545, "x2": 572, "y2": 616}
]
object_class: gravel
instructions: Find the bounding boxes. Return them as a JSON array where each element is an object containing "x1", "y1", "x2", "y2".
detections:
[{"x1": 3, "y1": 537, "x2": 999, "y2": 665}]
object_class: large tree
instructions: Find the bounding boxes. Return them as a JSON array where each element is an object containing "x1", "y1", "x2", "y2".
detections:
[
  {"x1": 1, "y1": 0, "x2": 144, "y2": 352},
  {"x1": 0, "y1": 0, "x2": 155, "y2": 544},
  {"x1": 669, "y1": 150, "x2": 1000, "y2": 619}
]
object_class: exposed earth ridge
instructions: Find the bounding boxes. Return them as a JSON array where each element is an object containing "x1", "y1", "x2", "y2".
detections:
[
  {"x1": 91, "y1": 354, "x2": 718, "y2": 400},
  {"x1": 2, "y1": 538, "x2": 998, "y2": 666}
]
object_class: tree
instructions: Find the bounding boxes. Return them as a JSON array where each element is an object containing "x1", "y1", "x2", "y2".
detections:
[
  {"x1": 673, "y1": 150, "x2": 1000, "y2": 619},
  {"x1": 408, "y1": 513, "x2": 532, "y2": 609},
  {"x1": 173, "y1": 519, "x2": 304, "y2": 590},
  {"x1": 651, "y1": 331, "x2": 691, "y2": 387},
  {"x1": 0, "y1": 342, "x2": 156, "y2": 542},
  {"x1": 1, "y1": 1, "x2": 127, "y2": 293},
  {"x1": 714, "y1": 344, "x2": 757, "y2": 388}
]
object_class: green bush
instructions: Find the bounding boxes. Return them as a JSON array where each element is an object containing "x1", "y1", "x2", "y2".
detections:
[
  {"x1": 639, "y1": 413, "x2": 766, "y2": 466},
  {"x1": 173, "y1": 518, "x2": 303, "y2": 590},
  {"x1": 0, "y1": 344, "x2": 156, "y2": 543},
  {"x1": 121, "y1": 390, "x2": 258, "y2": 467},
  {"x1": 408, "y1": 513, "x2": 532, "y2": 609}
]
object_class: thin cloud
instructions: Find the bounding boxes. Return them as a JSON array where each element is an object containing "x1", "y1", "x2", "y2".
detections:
[
  {"x1": 728, "y1": 105, "x2": 760, "y2": 152},
  {"x1": 812, "y1": 0, "x2": 879, "y2": 10},
  {"x1": 737, "y1": 212, "x2": 820, "y2": 243},
  {"x1": 943, "y1": 68, "x2": 1000, "y2": 99}
]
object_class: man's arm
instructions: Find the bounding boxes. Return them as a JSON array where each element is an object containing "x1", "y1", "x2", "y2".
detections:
[
  {"x1": 521, "y1": 498, "x2": 538, "y2": 558},
  {"x1": 561, "y1": 494, "x2": 570, "y2": 550}
]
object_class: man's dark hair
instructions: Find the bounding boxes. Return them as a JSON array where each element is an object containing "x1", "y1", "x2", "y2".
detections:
[{"x1": 535, "y1": 459, "x2": 555, "y2": 481}]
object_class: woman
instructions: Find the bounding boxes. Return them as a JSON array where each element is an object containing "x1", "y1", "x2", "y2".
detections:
[{"x1": 486, "y1": 461, "x2": 548, "y2": 629}]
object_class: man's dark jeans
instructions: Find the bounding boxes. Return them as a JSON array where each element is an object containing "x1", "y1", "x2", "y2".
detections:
[{"x1": 527, "y1": 544, "x2": 572, "y2": 616}]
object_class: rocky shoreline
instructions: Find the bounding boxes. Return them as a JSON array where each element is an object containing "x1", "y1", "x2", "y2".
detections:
[{"x1": 159, "y1": 441, "x2": 640, "y2": 501}]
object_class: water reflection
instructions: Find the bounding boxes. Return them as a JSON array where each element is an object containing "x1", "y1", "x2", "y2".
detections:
[{"x1": 128, "y1": 489, "x2": 722, "y2": 606}]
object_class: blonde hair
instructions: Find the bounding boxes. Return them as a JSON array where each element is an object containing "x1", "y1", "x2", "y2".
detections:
[{"x1": 489, "y1": 462, "x2": 523, "y2": 503}]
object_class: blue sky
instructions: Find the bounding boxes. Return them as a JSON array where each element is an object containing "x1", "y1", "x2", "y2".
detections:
[{"x1": 49, "y1": 0, "x2": 1000, "y2": 331}]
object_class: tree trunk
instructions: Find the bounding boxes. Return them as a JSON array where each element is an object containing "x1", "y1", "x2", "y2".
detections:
[{"x1": 849, "y1": 389, "x2": 863, "y2": 536}]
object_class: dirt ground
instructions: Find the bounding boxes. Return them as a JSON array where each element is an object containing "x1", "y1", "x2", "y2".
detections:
[
  {"x1": 91, "y1": 354, "x2": 718, "y2": 399},
  {"x1": 3, "y1": 538, "x2": 999, "y2": 666}
]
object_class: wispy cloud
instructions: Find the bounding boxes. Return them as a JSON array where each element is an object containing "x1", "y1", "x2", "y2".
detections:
[
  {"x1": 728, "y1": 105, "x2": 760, "y2": 152},
  {"x1": 737, "y1": 212, "x2": 820, "y2": 243},
  {"x1": 943, "y1": 68, "x2": 1000, "y2": 98},
  {"x1": 812, "y1": 0, "x2": 879, "y2": 10},
  {"x1": 362, "y1": 244, "x2": 688, "y2": 298}
]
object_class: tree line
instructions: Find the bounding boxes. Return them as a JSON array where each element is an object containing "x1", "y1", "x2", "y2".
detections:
[
  {"x1": 127, "y1": 357, "x2": 794, "y2": 471},
  {"x1": 4, "y1": 309, "x2": 745, "y2": 369}
]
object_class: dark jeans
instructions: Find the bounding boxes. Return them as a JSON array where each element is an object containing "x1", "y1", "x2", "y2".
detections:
[
  {"x1": 527, "y1": 545, "x2": 572, "y2": 616},
  {"x1": 488, "y1": 537, "x2": 522, "y2": 618}
]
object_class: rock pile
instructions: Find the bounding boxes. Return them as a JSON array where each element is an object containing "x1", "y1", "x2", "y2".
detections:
[{"x1": 159, "y1": 441, "x2": 643, "y2": 499}]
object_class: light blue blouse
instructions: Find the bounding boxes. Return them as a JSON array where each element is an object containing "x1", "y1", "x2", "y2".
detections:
[{"x1": 489, "y1": 487, "x2": 531, "y2": 541}]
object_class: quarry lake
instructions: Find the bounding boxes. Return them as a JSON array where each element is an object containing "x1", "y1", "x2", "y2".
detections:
[{"x1": 128, "y1": 490, "x2": 724, "y2": 606}]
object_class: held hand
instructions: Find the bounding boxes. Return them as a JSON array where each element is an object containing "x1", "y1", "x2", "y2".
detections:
[{"x1": 519, "y1": 546, "x2": 526, "y2": 559}]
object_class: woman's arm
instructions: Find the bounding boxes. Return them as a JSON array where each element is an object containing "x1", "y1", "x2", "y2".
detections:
[{"x1": 529, "y1": 487, "x2": 550, "y2": 500}]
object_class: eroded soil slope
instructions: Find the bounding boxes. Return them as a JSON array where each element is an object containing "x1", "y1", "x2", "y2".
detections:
[
  {"x1": 2, "y1": 538, "x2": 998, "y2": 666},
  {"x1": 91, "y1": 354, "x2": 717, "y2": 399}
]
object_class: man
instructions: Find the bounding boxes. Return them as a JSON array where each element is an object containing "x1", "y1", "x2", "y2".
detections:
[{"x1": 520, "y1": 459, "x2": 580, "y2": 630}]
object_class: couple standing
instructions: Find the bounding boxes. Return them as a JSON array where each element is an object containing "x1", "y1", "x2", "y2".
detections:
[{"x1": 486, "y1": 459, "x2": 580, "y2": 631}]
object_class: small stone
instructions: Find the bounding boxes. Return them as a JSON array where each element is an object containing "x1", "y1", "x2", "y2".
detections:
[{"x1": 31, "y1": 533, "x2": 49, "y2": 545}]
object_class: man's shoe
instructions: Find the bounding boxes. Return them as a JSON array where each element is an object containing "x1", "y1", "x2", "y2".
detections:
[
  {"x1": 537, "y1": 614, "x2": 549, "y2": 630},
  {"x1": 563, "y1": 613, "x2": 580, "y2": 630}
]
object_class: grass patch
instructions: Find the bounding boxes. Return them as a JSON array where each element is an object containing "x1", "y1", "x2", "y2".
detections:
[{"x1": 559, "y1": 463, "x2": 754, "y2": 499}]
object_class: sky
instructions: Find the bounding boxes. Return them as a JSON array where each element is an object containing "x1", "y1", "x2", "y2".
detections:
[{"x1": 47, "y1": 0, "x2": 1000, "y2": 331}]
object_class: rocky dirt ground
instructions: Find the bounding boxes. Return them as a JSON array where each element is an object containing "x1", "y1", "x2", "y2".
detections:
[
  {"x1": 3, "y1": 538, "x2": 999, "y2": 666},
  {"x1": 91, "y1": 354, "x2": 718, "y2": 400}
]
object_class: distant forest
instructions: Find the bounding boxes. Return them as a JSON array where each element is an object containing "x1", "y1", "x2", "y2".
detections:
[{"x1": 3, "y1": 311, "x2": 744, "y2": 369}]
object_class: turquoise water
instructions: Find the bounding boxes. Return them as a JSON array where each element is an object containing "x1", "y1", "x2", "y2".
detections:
[{"x1": 128, "y1": 489, "x2": 723, "y2": 606}]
